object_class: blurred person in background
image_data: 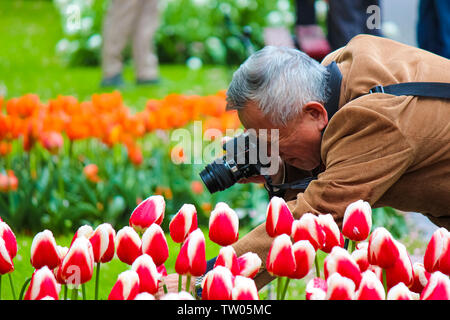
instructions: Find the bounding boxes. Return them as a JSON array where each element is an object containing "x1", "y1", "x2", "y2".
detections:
[
  {"x1": 101, "y1": 0, "x2": 160, "y2": 87},
  {"x1": 417, "y1": 0, "x2": 450, "y2": 59}
]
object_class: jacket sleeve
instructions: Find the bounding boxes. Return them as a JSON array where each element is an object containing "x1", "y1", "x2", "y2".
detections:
[{"x1": 232, "y1": 103, "x2": 415, "y2": 290}]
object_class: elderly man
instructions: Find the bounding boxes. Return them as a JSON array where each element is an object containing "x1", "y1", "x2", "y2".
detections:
[{"x1": 159, "y1": 34, "x2": 450, "y2": 296}]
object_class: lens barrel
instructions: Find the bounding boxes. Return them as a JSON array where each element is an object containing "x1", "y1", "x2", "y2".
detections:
[{"x1": 199, "y1": 160, "x2": 237, "y2": 193}]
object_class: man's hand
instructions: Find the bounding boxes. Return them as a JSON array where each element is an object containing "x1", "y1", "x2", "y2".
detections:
[
  {"x1": 155, "y1": 273, "x2": 197, "y2": 299},
  {"x1": 238, "y1": 156, "x2": 285, "y2": 185}
]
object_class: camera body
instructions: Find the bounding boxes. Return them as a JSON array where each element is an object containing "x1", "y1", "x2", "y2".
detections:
[{"x1": 200, "y1": 132, "x2": 265, "y2": 193}]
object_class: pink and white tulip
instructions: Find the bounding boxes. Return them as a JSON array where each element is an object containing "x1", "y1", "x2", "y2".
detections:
[
  {"x1": 324, "y1": 246, "x2": 362, "y2": 288},
  {"x1": 410, "y1": 262, "x2": 431, "y2": 294},
  {"x1": 30, "y1": 230, "x2": 61, "y2": 270},
  {"x1": 265, "y1": 196, "x2": 294, "y2": 238},
  {"x1": 387, "y1": 282, "x2": 415, "y2": 300},
  {"x1": 326, "y1": 273, "x2": 355, "y2": 300},
  {"x1": 291, "y1": 240, "x2": 315, "y2": 279},
  {"x1": 291, "y1": 213, "x2": 324, "y2": 251},
  {"x1": 169, "y1": 204, "x2": 198, "y2": 243},
  {"x1": 355, "y1": 270, "x2": 385, "y2": 300},
  {"x1": 266, "y1": 234, "x2": 296, "y2": 277},
  {"x1": 236, "y1": 252, "x2": 262, "y2": 279},
  {"x1": 208, "y1": 202, "x2": 239, "y2": 246},
  {"x1": 342, "y1": 200, "x2": 372, "y2": 241},
  {"x1": 108, "y1": 270, "x2": 140, "y2": 300},
  {"x1": 201, "y1": 266, "x2": 234, "y2": 300},
  {"x1": 232, "y1": 276, "x2": 259, "y2": 300},
  {"x1": 134, "y1": 292, "x2": 156, "y2": 300},
  {"x1": 317, "y1": 214, "x2": 344, "y2": 253},
  {"x1": 420, "y1": 271, "x2": 450, "y2": 300},
  {"x1": 0, "y1": 237, "x2": 14, "y2": 274},
  {"x1": 129, "y1": 195, "x2": 165, "y2": 233},
  {"x1": 305, "y1": 277, "x2": 327, "y2": 300},
  {"x1": 160, "y1": 291, "x2": 195, "y2": 300},
  {"x1": 131, "y1": 254, "x2": 162, "y2": 294},
  {"x1": 385, "y1": 241, "x2": 413, "y2": 289},
  {"x1": 60, "y1": 237, "x2": 94, "y2": 286},
  {"x1": 89, "y1": 223, "x2": 115, "y2": 264},
  {"x1": 0, "y1": 221, "x2": 17, "y2": 259},
  {"x1": 115, "y1": 226, "x2": 142, "y2": 265},
  {"x1": 214, "y1": 246, "x2": 240, "y2": 276},
  {"x1": 24, "y1": 266, "x2": 60, "y2": 300},
  {"x1": 175, "y1": 228, "x2": 206, "y2": 276},
  {"x1": 141, "y1": 224, "x2": 169, "y2": 267},
  {"x1": 70, "y1": 225, "x2": 93, "y2": 246},
  {"x1": 351, "y1": 247, "x2": 369, "y2": 272},
  {"x1": 54, "y1": 245, "x2": 69, "y2": 285},
  {"x1": 368, "y1": 227, "x2": 399, "y2": 269},
  {"x1": 424, "y1": 228, "x2": 448, "y2": 273}
]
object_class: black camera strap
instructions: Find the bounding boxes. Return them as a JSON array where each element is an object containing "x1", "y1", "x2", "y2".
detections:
[{"x1": 264, "y1": 61, "x2": 450, "y2": 198}]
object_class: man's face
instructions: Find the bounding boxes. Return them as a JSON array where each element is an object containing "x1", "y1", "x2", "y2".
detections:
[{"x1": 237, "y1": 101, "x2": 328, "y2": 171}]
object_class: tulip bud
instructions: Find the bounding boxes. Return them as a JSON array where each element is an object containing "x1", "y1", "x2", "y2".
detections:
[
  {"x1": 0, "y1": 237, "x2": 14, "y2": 274},
  {"x1": 266, "y1": 196, "x2": 294, "y2": 238},
  {"x1": 342, "y1": 200, "x2": 372, "y2": 241},
  {"x1": 0, "y1": 221, "x2": 17, "y2": 259},
  {"x1": 40, "y1": 131, "x2": 63, "y2": 154},
  {"x1": 108, "y1": 270, "x2": 140, "y2": 300},
  {"x1": 208, "y1": 202, "x2": 239, "y2": 246},
  {"x1": 326, "y1": 273, "x2": 355, "y2": 300},
  {"x1": 131, "y1": 254, "x2": 162, "y2": 294},
  {"x1": 266, "y1": 234, "x2": 296, "y2": 277},
  {"x1": 70, "y1": 225, "x2": 94, "y2": 246},
  {"x1": 368, "y1": 227, "x2": 399, "y2": 268},
  {"x1": 175, "y1": 228, "x2": 206, "y2": 276},
  {"x1": 236, "y1": 252, "x2": 262, "y2": 279},
  {"x1": 324, "y1": 247, "x2": 362, "y2": 288},
  {"x1": 54, "y1": 246, "x2": 69, "y2": 285},
  {"x1": 410, "y1": 262, "x2": 431, "y2": 294},
  {"x1": 30, "y1": 230, "x2": 61, "y2": 270},
  {"x1": 141, "y1": 224, "x2": 169, "y2": 267},
  {"x1": 351, "y1": 247, "x2": 369, "y2": 272},
  {"x1": 169, "y1": 204, "x2": 198, "y2": 243},
  {"x1": 424, "y1": 228, "x2": 447, "y2": 274},
  {"x1": 129, "y1": 195, "x2": 165, "y2": 233},
  {"x1": 160, "y1": 291, "x2": 195, "y2": 300},
  {"x1": 387, "y1": 282, "x2": 414, "y2": 300},
  {"x1": 60, "y1": 237, "x2": 94, "y2": 286},
  {"x1": 24, "y1": 266, "x2": 60, "y2": 300},
  {"x1": 134, "y1": 292, "x2": 156, "y2": 300},
  {"x1": 232, "y1": 276, "x2": 259, "y2": 300},
  {"x1": 202, "y1": 266, "x2": 234, "y2": 300},
  {"x1": 385, "y1": 241, "x2": 413, "y2": 289},
  {"x1": 305, "y1": 277, "x2": 327, "y2": 300},
  {"x1": 291, "y1": 213, "x2": 325, "y2": 251},
  {"x1": 420, "y1": 271, "x2": 450, "y2": 300},
  {"x1": 317, "y1": 214, "x2": 344, "y2": 253},
  {"x1": 438, "y1": 230, "x2": 450, "y2": 276},
  {"x1": 291, "y1": 240, "x2": 315, "y2": 279},
  {"x1": 116, "y1": 226, "x2": 142, "y2": 265},
  {"x1": 89, "y1": 223, "x2": 115, "y2": 264},
  {"x1": 354, "y1": 270, "x2": 385, "y2": 300},
  {"x1": 214, "y1": 246, "x2": 240, "y2": 276}
]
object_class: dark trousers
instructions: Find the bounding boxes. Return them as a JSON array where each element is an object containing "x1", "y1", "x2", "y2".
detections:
[
  {"x1": 295, "y1": 0, "x2": 382, "y2": 50},
  {"x1": 417, "y1": 0, "x2": 450, "y2": 59}
]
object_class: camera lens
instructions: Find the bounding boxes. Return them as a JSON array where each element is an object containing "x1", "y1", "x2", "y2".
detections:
[{"x1": 199, "y1": 159, "x2": 237, "y2": 193}]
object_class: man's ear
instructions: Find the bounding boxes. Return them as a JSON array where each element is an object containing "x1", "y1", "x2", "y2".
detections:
[{"x1": 301, "y1": 101, "x2": 328, "y2": 130}]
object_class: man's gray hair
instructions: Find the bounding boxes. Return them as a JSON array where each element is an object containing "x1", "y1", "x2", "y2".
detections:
[{"x1": 226, "y1": 46, "x2": 330, "y2": 126}]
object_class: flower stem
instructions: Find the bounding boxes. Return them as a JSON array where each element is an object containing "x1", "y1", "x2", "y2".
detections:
[
  {"x1": 95, "y1": 262, "x2": 101, "y2": 300},
  {"x1": 350, "y1": 240, "x2": 356, "y2": 253},
  {"x1": 82, "y1": 283, "x2": 87, "y2": 300},
  {"x1": 185, "y1": 275, "x2": 191, "y2": 294},
  {"x1": 71, "y1": 287, "x2": 78, "y2": 301},
  {"x1": 382, "y1": 268, "x2": 388, "y2": 297},
  {"x1": 18, "y1": 277, "x2": 32, "y2": 300},
  {"x1": 315, "y1": 254, "x2": 321, "y2": 278},
  {"x1": 0, "y1": 275, "x2": 2, "y2": 300},
  {"x1": 277, "y1": 277, "x2": 281, "y2": 300},
  {"x1": 64, "y1": 285, "x2": 68, "y2": 300},
  {"x1": 178, "y1": 274, "x2": 182, "y2": 293},
  {"x1": 280, "y1": 277, "x2": 291, "y2": 300},
  {"x1": 8, "y1": 273, "x2": 16, "y2": 300}
]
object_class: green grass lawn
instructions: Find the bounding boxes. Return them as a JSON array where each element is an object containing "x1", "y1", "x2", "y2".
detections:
[{"x1": 0, "y1": 0, "x2": 232, "y2": 108}]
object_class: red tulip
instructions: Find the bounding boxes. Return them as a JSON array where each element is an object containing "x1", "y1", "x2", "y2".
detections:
[
  {"x1": 70, "y1": 225, "x2": 93, "y2": 246},
  {"x1": 0, "y1": 237, "x2": 14, "y2": 274},
  {"x1": 24, "y1": 266, "x2": 60, "y2": 300},
  {"x1": 305, "y1": 277, "x2": 327, "y2": 300},
  {"x1": 342, "y1": 200, "x2": 372, "y2": 242},
  {"x1": 410, "y1": 262, "x2": 431, "y2": 294},
  {"x1": 438, "y1": 230, "x2": 450, "y2": 276},
  {"x1": 54, "y1": 246, "x2": 69, "y2": 285},
  {"x1": 108, "y1": 270, "x2": 140, "y2": 300},
  {"x1": 420, "y1": 271, "x2": 450, "y2": 300},
  {"x1": 385, "y1": 241, "x2": 413, "y2": 289},
  {"x1": 324, "y1": 247, "x2": 362, "y2": 288},
  {"x1": 175, "y1": 228, "x2": 206, "y2": 276},
  {"x1": 291, "y1": 213, "x2": 325, "y2": 251},
  {"x1": 232, "y1": 276, "x2": 259, "y2": 300},
  {"x1": 0, "y1": 221, "x2": 17, "y2": 259},
  {"x1": 236, "y1": 252, "x2": 262, "y2": 279},
  {"x1": 424, "y1": 228, "x2": 447, "y2": 273},
  {"x1": 129, "y1": 195, "x2": 165, "y2": 233},
  {"x1": 169, "y1": 203, "x2": 198, "y2": 243},
  {"x1": 266, "y1": 234, "x2": 296, "y2": 277},
  {"x1": 355, "y1": 270, "x2": 385, "y2": 300},
  {"x1": 40, "y1": 131, "x2": 64, "y2": 154},
  {"x1": 214, "y1": 246, "x2": 240, "y2": 276},
  {"x1": 265, "y1": 196, "x2": 294, "y2": 238},
  {"x1": 317, "y1": 214, "x2": 344, "y2": 253},
  {"x1": 116, "y1": 226, "x2": 142, "y2": 265},
  {"x1": 387, "y1": 282, "x2": 415, "y2": 300},
  {"x1": 326, "y1": 273, "x2": 355, "y2": 300},
  {"x1": 60, "y1": 237, "x2": 94, "y2": 286},
  {"x1": 351, "y1": 247, "x2": 369, "y2": 272},
  {"x1": 131, "y1": 254, "x2": 162, "y2": 294},
  {"x1": 208, "y1": 202, "x2": 239, "y2": 246},
  {"x1": 202, "y1": 266, "x2": 234, "y2": 300},
  {"x1": 141, "y1": 224, "x2": 169, "y2": 267},
  {"x1": 157, "y1": 264, "x2": 168, "y2": 277},
  {"x1": 367, "y1": 227, "x2": 399, "y2": 268},
  {"x1": 89, "y1": 223, "x2": 115, "y2": 264},
  {"x1": 291, "y1": 240, "x2": 315, "y2": 279},
  {"x1": 30, "y1": 230, "x2": 61, "y2": 270}
]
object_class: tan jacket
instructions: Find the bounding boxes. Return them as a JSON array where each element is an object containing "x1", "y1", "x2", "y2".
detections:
[{"x1": 232, "y1": 35, "x2": 450, "y2": 289}]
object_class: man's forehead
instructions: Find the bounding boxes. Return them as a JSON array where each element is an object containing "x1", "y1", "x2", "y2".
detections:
[{"x1": 237, "y1": 101, "x2": 278, "y2": 130}]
